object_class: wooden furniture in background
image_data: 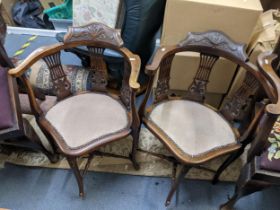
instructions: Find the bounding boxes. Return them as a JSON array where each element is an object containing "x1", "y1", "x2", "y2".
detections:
[
  {"x1": 0, "y1": 67, "x2": 57, "y2": 162},
  {"x1": 212, "y1": 33, "x2": 280, "y2": 184},
  {"x1": 138, "y1": 31, "x2": 280, "y2": 206},
  {"x1": 0, "y1": 11, "x2": 57, "y2": 162},
  {"x1": 220, "y1": 51, "x2": 280, "y2": 210},
  {"x1": 261, "y1": 0, "x2": 280, "y2": 11},
  {"x1": 8, "y1": 22, "x2": 141, "y2": 197}
]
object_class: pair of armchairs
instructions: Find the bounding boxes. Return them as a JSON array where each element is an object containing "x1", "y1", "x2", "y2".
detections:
[{"x1": 6, "y1": 22, "x2": 280, "y2": 206}]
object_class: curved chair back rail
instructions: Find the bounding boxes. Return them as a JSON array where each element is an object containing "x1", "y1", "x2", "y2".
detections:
[{"x1": 140, "y1": 31, "x2": 280, "y2": 143}]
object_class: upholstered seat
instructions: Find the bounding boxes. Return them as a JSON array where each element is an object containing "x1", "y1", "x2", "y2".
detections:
[
  {"x1": 147, "y1": 100, "x2": 237, "y2": 158},
  {"x1": 45, "y1": 93, "x2": 130, "y2": 149}
]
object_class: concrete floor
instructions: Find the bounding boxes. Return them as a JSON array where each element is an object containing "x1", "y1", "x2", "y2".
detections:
[{"x1": 0, "y1": 164, "x2": 279, "y2": 210}]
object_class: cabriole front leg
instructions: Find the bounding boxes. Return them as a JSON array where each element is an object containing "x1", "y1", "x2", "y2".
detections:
[{"x1": 67, "y1": 157, "x2": 85, "y2": 197}]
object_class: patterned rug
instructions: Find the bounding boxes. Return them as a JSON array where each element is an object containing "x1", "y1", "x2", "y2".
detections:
[{"x1": 0, "y1": 115, "x2": 245, "y2": 182}]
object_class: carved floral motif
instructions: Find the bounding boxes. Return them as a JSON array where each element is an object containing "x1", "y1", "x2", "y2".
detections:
[
  {"x1": 185, "y1": 79, "x2": 207, "y2": 102},
  {"x1": 179, "y1": 31, "x2": 248, "y2": 61},
  {"x1": 43, "y1": 52, "x2": 71, "y2": 100},
  {"x1": 120, "y1": 81, "x2": 132, "y2": 110},
  {"x1": 154, "y1": 55, "x2": 175, "y2": 103},
  {"x1": 220, "y1": 72, "x2": 259, "y2": 121},
  {"x1": 120, "y1": 61, "x2": 132, "y2": 110},
  {"x1": 87, "y1": 47, "x2": 108, "y2": 91},
  {"x1": 64, "y1": 22, "x2": 123, "y2": 47},
  {"x1": 155, "y1": 78, "x2": 169, "y2": 102}
]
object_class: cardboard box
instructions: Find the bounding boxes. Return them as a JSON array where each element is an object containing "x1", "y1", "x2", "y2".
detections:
[
  {"x1": 170, "y1": 52, "x2": 237, "y2": 94},
  {"x1": 39, "y1": 0, "x2": 64, "y2": 10},
  {"x1": 205, "y1": 92, "x2": 224, "y2": 108},
  {"x1": 161, "y1": 0, "x2": 263, "y2": 45},
  {"x1": 227, "y1": 10, "x2": 280, "y2": 98},
  {"x1": 0, "y1": 0, "x2": 17, "y2": 26}
]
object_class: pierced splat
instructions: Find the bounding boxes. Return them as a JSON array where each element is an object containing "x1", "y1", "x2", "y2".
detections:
[
  {"x1": 185, "y1": 53, "x2": 219, "y2": 102},
  {"x1": 43, "y1": 52, "x2": 71, "y2": 100},
  {"x1": 220, "y1": 72, "x2": 260, "y2": 122},
  {"x1": 154, "y1": 54, "x2": 175, "y2": 102},
  {"x1": 87, "y1": 47, "x2": 108, "y2": 91},
  {"x1": 120, "y1": 60, "x2": 132, "y2": 110}
]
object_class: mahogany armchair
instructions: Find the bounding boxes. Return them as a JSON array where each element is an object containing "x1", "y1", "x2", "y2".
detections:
[
  {"x1": 138, "y1": 31, "x2": 280, "y2": 206},
  {"x1": 220, "y1": 51, "x2": 280, "y2": 210},
  {"x1": 8, "y1": 22, "x2": 141, "y2": 197}
]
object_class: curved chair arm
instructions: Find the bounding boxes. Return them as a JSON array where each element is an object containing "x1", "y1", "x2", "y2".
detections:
[
  {"x1": 128, "y1": 56, "x2": 141, "y2": 90},
  {"x1": 145, "y1": 45, "x2": 177, "y2": 75},
  {"x1": 9, "y1": 43, "x2": 64, "y2": 77},
  {"x1": 139, "y1": 45, "x2": 176, "y2": 117},
  {"x1": 121, "y1": 48, "x2": 141, "y2": 90},
  {"x1": 8, "y1": 44, "x2": 62, "y2": 117},
  {"x1": 9, "y1": 43, "x2": 141, "y2": 91}
]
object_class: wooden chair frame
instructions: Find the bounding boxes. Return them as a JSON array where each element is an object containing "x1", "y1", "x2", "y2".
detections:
[
  {"x1": 138, "y1": 31, "x2": 280, "y2": 206},
  {"x1": 8, "y1": 23, "x2": 141, "y2": 197}
]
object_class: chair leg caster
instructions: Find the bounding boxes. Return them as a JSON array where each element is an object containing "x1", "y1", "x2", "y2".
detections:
[
  {"x1": 219, "y1": 201, "x2": 234, "y2": 210},
  {"x1": 212, "y1": 175, "x2": 219, "y2": 185},
  {"x1": 130, "y1": 154, "x2": 140, "y2": 170},
  {"x1": 48, "y1": 153, "x2": 60, "y2": 163},
  {"x1": 165, "y1": 200, "x2": 171, "y2": 206},
  {"x1": 133, "y1": 161, "x2": 140, "y2": 170},
  {"x1": 79, "y1": 192, "x2": 85, "y2": 198}
]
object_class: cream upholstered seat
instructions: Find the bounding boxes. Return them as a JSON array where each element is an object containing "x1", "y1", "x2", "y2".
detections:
[
  {"x1": 45, "y1": 93, "x2": 130, "y2": 149},
  {"x1": 148, "y1": 100, "x2": 237, "y2": 157}
]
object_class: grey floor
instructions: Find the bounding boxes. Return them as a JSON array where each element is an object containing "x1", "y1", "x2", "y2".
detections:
[{"x1": 0, "y1": 164, "x2": 280, "y2": 210}]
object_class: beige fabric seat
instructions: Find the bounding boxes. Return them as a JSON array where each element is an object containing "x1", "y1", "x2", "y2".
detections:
[
  {"x1": 45, "y1": 93, "x2": 129, "y2": 149},
  {"x1": 148, "y1": 100, "x2": 236, "y2": 157}
]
